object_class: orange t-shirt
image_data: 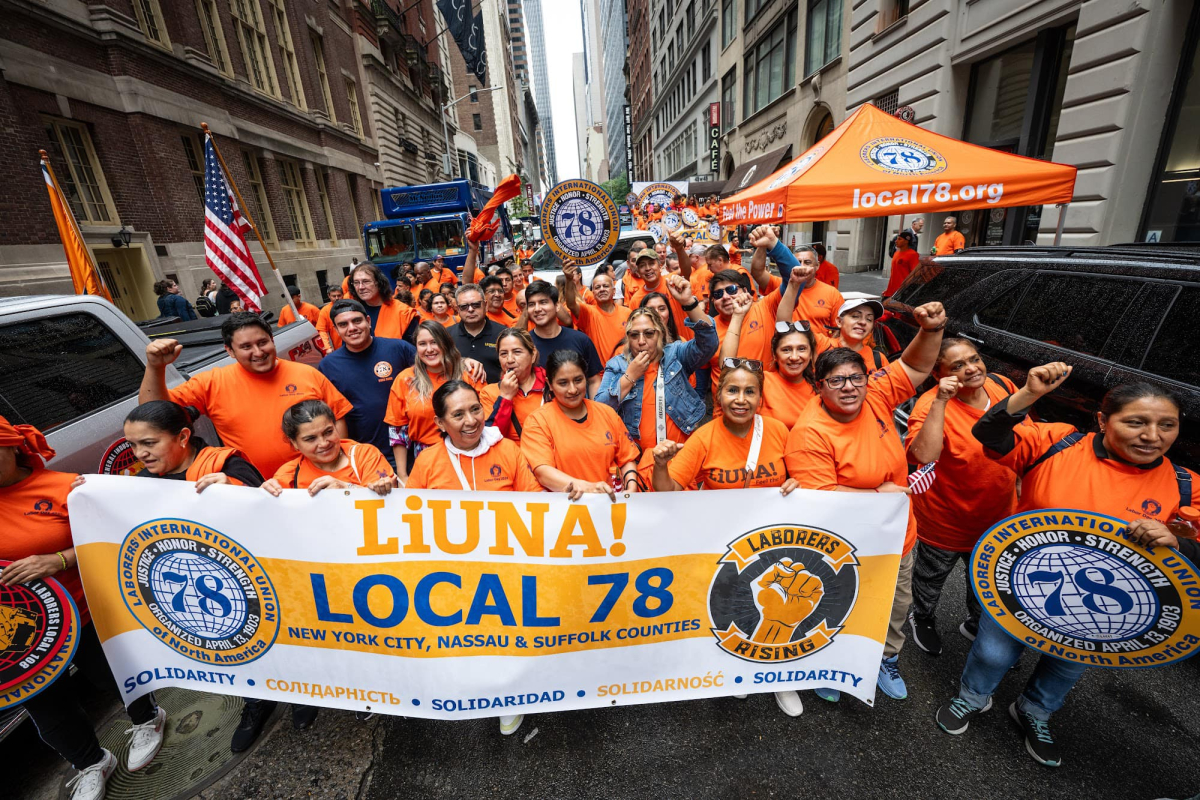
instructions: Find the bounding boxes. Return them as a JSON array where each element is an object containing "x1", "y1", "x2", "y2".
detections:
[
  {"x1": 622, "y1": 270, "x2": 647, "y2": 305},
  {"x1": 886, "y1": 249, "x2": 920, "y2": 297},
  {"x1": 430, "y1": 314, "x2": 460, "y2": 328},
  {"x1": 573, "y1": 303, "x2": 631, "y2": 362},
  {"x1": 383, "y1": 368, "x2": 484, "y2": 448},
  {"x1": 315, "y1": 302, "x2": 342, "y2": 352},
  {"x1": 785, "y1": 365, "x2": 918, "y2": 554},
  {"x1": 272, "y1": 440, "x2": 395, "y2": 489},
  {"x1": 906, "y1": 377, "x2": 1021, "y2": 551},
  {"x1": 759, "y1": 370, "x2": 817, "y2": 429},
  {"x1": 278, "y1": 301, "x2": 321, "y2": 328},
  {"x1": 0, "y1": 469, "x2": 88, "y2": 623},
  {"x1": 935, "y1": 231, "x2": 966, "y2": 256},
  {"x1": 668, "y1": 416, "x2": 790, "y2": 490},
  {"x1": 637, "y1": 362, "x2": 688, "y2": 450},
  {"x1": 370, "y1": 300, "x2": 420, "y2": 340},
  {"x1": 790, "y1": 280, "x2": 843, "y2": 331},
  {"x1": 406, "y1": 438, "x2": 544, "y2": 491},
  {"x1": 813, "y1": 329, "x2": 890, "y2": 370},
  {"x1": 689, "y1": 265, "x2": 714, "y2": 303},
  {"x1": 487, "y1": 307, "x2": 520, "y2": 327},
  {"x1": 710, "y1": 286, "x2": 785, "y2": 396},
  {"x1": 521, "y1": 400, "x2": 640, "y2": 483},
  {"x1": 169, "y1": 359, "x2": 353, "y2": 477},
  {"x1": 627, "y1": 280, "x2": 694, "y2": 342},
  {"x1": 816, "y1": 260, "x2": 840, "y2": 289},
  {"x1": 479, "y1": 380, "x2": 546, "y2": 442}
]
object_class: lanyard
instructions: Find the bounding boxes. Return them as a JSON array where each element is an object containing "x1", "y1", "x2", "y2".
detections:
[
  {"x1": 447, "y1": 450, "x2": 474, "y2": 490},
  {"x1": 655, "y1": 366, "x2": 667, "y2": 444},
  {"x1": 347, "y1": 445, "x2": 361, "y2": 484},
  {"x1": 742, "y1": 415, "x2": 764, "y2": 488}
]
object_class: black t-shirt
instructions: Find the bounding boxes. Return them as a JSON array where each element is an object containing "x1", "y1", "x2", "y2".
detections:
[
  {"x1": 448, "y1": 319, "x2": 506, "y2": 382},
  {"x1": 530, "y1": 326, "x2": 603, "y2": 376},
  {"x1": 139, "y1": 441, "x2": 265, "y2": 487}
]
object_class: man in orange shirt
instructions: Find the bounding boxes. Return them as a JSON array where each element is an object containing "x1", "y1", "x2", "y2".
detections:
[
  {"x1": 753, "y1": 241, "x2": 843, "y2": 329},
  {"x1": 885, "y1": 231, "x2": 921, "y2": 298},
  {"x1": 430, "y1": 255, "x2": 459, "y2": 289},
  {"x1": 934, "y1": 216, "x2": 966, "y2": 255},
  {"x1": 813, "y1": 243, "x2": 840, "y2": 288},
  {"x1": 314, "y1": 285, "x2": 344, "y2": 351},
  {"x1": 139, "y1": 313, "x2": 353, "y2": 477},
  {"x1": 481, "y1": 275, "x2": 520, "y2": 327},
  {"x1": 277, "y1": 286, "x2": 321, "y2": 328},
  {"x1": 562, "y1": 264, "x2": 631, "y2": 361}
]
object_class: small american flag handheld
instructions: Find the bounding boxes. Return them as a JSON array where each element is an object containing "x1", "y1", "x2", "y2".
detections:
[{"x1": 908, "y1": 461, "x2": 938, "y2": 494}]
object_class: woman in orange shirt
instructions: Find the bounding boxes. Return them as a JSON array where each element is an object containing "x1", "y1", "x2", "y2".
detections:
[
  {"x1": 638, "y1": 292, "x2": 683, "y2": 344},
  {"x1": 784, "y1": 301, "x2": 947, "y2": 704},
  {"x1": 904, "y1": 339, "x2": 1020, "y2": 655},
  {"x1": 723, "y1": 293, "x2": 818, "y2": 429},
  {"x1": 385, "y1": 321, "x2": 481, "y2": 482},
  {"x1": 263, "y1": 400, "x2": 395, "y2": 496},
  {"x1": 349, "y1": 263, "x2": 420, "y2": 340},
  {"x1": 778, "y1": 272, "x2": 888, "y2": 369},
  {"x1": 521, "y1": 350, "x2": 641, "y2": 497},
  {"x1": 481, "y1": 328, "x2": 546, "y2": 441},
  {"x1": 0, "y1": 415, "x2": 167, "y2": 795},
  {"x1": 428, "y1": 293, "x2": 458, "y2": 327}
]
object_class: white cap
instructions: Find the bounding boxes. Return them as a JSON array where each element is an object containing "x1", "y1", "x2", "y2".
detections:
[{"x1": 837, "y1": 297, "x2": 884, "y2": 319}]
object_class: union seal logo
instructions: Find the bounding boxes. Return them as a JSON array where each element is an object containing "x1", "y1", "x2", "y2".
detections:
[
  {"x1": 708, "y1": 525, "x2": 859, "y2": 662},
  {"x1": 707, "y1": 222, "x2": 722, "y2": 242},
  {"x1": 539, "y1": 180, "x2": 620, "y2": 266},
  {"x1": 636, "y1": 182, "x2": 680, "y2": 209},
  {"x1": 119, "y1": 519, "x2": 280, "y2": 665},
  {"x1": 681, "y1": 208, "x2": 699, "y2": 227},
  {"x1": 99, "y1": 439, "x2": 145, "y2": 476},
  {"x1": 860, "y1": 137, "x2": 948, "y2": 176},
  {"x1": 373, "y1": 361, "x2": 393, "y2": 379},
  {"x1": 647, "y1": 223, "x2": 668, "y2": 245},
  {"x1": 0, "y1": 562, "x2": 80, "y2": 709},
  {"x1": 662, "y1": 212, "x2": 681, "y2": 232},
  {"x1": 973, "y1": 509, "x2": 1200, "y2": 668}
]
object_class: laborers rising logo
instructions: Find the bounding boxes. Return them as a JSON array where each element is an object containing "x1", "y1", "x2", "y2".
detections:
[
  {"x1": 860, "y1": 138, "x2": 948, "y2": 176},
  {"x1": 708, "y1": 525, "x2": 860, "y2": 663},
  {"x1": 119, "y1": 519, "x2": 280, "y2": 665}
]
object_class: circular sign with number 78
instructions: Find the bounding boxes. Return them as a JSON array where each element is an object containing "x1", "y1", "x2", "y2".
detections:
[{"x1": 539, "y1": 180, "x2": 620, "y2": 266}]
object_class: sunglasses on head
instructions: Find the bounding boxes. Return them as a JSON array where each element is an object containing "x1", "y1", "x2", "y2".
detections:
[
  {"x1": 775, "y1": 321, "x2": 811, "y2": 334},
  {"x1": 722, "y1": 357, "x2": 763, "y2": 372},
  {"x1": 711, "y1": 285, "x2": 742, "y2": 300}
]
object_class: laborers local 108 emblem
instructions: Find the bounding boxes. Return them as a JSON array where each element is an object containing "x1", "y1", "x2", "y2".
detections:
[
  {"x1": 973, "y1": 510, "x2": 1200, "y2": 668},
  {"x1": 0, "y1": 562, "x2": 81, "y2": 709},
  {"x1": 860, "y1": 137, "x2": 947, "y2": 176},
  {"x1": 708, "y1": 525, "x2": 859, "y2": 662},
  {"x1": 539, "y1": 179, "x2": 619, "y2": 266},
  {"x1": 120, "y1": 519, "x2": 280, "y2": 665}
]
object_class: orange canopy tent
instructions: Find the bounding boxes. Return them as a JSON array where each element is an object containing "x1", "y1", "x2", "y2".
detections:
[{"x1": 719, "y1": 103, "x2": 1077, "y2": 242}]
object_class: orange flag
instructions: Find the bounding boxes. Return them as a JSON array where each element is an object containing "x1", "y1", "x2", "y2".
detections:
[
  {"x1": 40, "y1": 150, "x2": 113, "y2": 301},
  {"x1": 467, "y1": 174, "x2": 522, "y2": 243}
]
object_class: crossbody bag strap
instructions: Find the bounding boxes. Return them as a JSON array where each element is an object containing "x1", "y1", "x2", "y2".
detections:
[{"x1": 742, "y1": 415, "x2": 764, "y2": 489}]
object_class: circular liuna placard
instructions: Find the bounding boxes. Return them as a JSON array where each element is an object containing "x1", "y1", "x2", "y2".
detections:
[
  {"x1": 972, "y1": 509, "x2": 1200, "y2": 669},
  {"x1": 539, "y1": 180, "x2": 620, "y2": 266},
  {"x1": 0, "y1": 562, "x2": 81, "y2": 709}
]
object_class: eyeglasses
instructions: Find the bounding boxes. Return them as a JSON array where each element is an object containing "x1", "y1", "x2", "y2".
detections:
[
  {"x1": 775, "y1": 321, "x2": 811, "y2": 334},
  {"x1": 711, "y1": 285, "x2": 741, "y2": 300},
  {"x1": 628, "y1": 330, "x2": 660, "y2": 340},
  {"x1": 722, "y1": 357, "x2": 763, "y2": 372},
  {"x1": 458, "y1": 301, "x2": 483, "y2": 311},
  {"x1": 351, "y1": 279, "x2": 375, "y2": 287},
  {"x1": 823, "y1": 373, "x2": 869, "y2": 389}
]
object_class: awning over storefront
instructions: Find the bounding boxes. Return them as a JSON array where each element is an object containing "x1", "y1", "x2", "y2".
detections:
[
  {"x1": 720, "y1": 146, "x2": 792, "y2": 197},
  {"x1": 688, "y1": 180, "x2": 726, "y2": 197},
  {"x1": 718, "y1": 104, "x2": 1076, "y2": 226}
]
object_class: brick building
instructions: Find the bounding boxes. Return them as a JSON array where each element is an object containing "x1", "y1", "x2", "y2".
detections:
[
  {"x1": 0, "y1": 0, "x2": 395, "y2": 320},
  {"x1": 626, "y1": 0, "x2": 654, "y2": 182}
]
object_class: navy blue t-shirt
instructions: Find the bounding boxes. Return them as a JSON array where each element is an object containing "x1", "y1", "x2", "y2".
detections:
[
  {"x1": 530, "y1": 326, "x2": 603, "y2": 376},
  {"x1": 317, "y1": 337, "x2": 415, "y2": 462}
]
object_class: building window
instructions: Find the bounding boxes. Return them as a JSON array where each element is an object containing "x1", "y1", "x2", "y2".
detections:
[
  {"x1": 278, "y1": 160, "x2": 316, "y2": 246},
  {"x1": 722, "y1": 0, "x2": 736, "y2": 48},
  {"x1": 132, "y1": 0, "x2": 170, "y2": 48},
  {"x1": 745, "y1": 0, "x2": 768, "y2": 22},
  {"x1": 686, "y1": 1, "x2": 695, "y2": 39},
  {"x1": 345, "y1": 78, "x2": 364, "y2": 137},
  {"x1": 743, "y1": 9, "x2": 797, "y2": 118},
  {"x1": 315, "y1": 169, "x2": 338, "y2": 241},
  {"x1": 43, "y1": 117, "x2": 118, "y2": 225},
  {"x1": 345, "y1": 173, "x2": 361, "y2": 232},
  {"x1": 879, "y1": 0, "x2": 910, "y2": 31},
  {"x1": 469, "y1": 85, "x2": 478, "y2": 101},
  {"x1": 1141, "y1": 21, "x2": 1200, "y2": 244},
  {"x1": 473, "y1": 113, "x2": 483, "y2": 131},
  {"x1": 875, "y1": 88, "x2": 899, "y2": 116},
  {"x1": 371, "y1": 186, "x2": 383, "y2": 223},
  {"x1": 721, "y1": 68, "x2": 737, "y2": 133},
  {"x1": 232, "y1": 0, "x2": 278, "y2": 97},
  {"x1": 181, "y1": 134, "x2": 205, "y2": 204},
  {"x1": 805, "y1": 0, "x2": 842, "y2": 76},
  {"x1": 701, "y1": 42, "x2": 712, "y2": 82},
  {"x1": 241, "y1": 152, "x2": 275, "y2": 243},
  {"x1": 268, "y1": 0, "x2": 307, "y2": 109},
  {"x1": 310, "y1": 32, "x2": 338, "y2": 123},
  {"x1": 196, "y1": 0, "x2": 231, "y2": 75}
]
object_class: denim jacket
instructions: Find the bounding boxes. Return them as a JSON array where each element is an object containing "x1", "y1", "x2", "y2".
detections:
[{"x1": 596, "y1": 315, "x2": 719, "y2": 441}]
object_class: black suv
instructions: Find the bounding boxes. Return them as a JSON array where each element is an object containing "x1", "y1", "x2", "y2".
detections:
[{"x1": 880, "y1": 244, "x2": 1200, "y2": 472}]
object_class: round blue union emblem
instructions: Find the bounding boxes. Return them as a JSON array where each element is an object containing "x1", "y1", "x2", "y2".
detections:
[
  {"x1": 861, "y1": 138, "x2": 948, "y2": 176},
  {"x1": 539, "y1": 180, "x2": 619, "y2": 265}
]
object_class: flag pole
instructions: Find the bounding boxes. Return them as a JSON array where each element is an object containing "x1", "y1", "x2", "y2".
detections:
[
  {"x1": 38, "y1": 149, "x2": 113, "y2": 301},
  {"x1": 200, "y1": 123, "x2": 300, "y2": 322}
]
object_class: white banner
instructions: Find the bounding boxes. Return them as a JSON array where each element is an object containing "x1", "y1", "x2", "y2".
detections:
[{"x1": 69, "y1": 478, "x2": 906, "y2": 718}]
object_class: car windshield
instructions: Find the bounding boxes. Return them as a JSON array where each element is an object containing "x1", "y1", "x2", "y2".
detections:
[
  {"x1": 417, "y1": 220, "x2": 466, "y2": 259},
  {"x1": 366, "y1": 225, "x2": 415, "y2": 262},
  {"x1": 530, "y1": 243, "x2": 559, "y2": 271}
]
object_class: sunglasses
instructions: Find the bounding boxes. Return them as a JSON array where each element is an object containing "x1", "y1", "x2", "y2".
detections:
[
  {"x1": 711, "y1": 285, "x2": 742, "y2": 300},
  {"x1": 775, "y1": 320, "x2": 811, "y2": 334},
  {"x1": 823, "y1": 373, "x2": 869, "y2": 389},
  {"x1": 722, "y1": 357, "x2": 763, "y2": 372},
  {"x1": 628, "y1": 330, "x2": 660, "y2": 340},
  {"x1": 458, "y1": 301, "x2": 483, "y2": 311}
]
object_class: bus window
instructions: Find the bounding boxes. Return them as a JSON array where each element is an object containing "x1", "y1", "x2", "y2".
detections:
[
  {"x1": 417, "y1": 220, "x2": 466, "y2": 258},
  {"x1": 366, "y1": 225, "x2": 415, "y2": 262}
]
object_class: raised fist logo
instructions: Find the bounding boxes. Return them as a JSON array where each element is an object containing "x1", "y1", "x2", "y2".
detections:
[{"x1": 751, "y1": 558, "x2": 825, "y2": 644}]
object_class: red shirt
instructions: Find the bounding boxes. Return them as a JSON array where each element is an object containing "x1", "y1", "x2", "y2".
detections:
[{"x1": 885, "y1": 249, "x2": 919, "y2": 297}]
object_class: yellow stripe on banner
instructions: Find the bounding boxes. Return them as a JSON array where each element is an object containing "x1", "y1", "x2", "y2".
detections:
[
  {"x1": 839, "y1": 553, "x2": 901, "y2": 641},
  {"x1": 75, "y1": 543, "x2": 138, "y2": 640}
]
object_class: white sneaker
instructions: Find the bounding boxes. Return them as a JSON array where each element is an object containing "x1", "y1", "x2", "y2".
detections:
[
  {"x1": 733, "y1": 694, "x2": 748, "y2": 699},
  {"x1": 126, "y1": 706, "x2": 167, "y2": 771},
  {"x1": 774, "y1": 691, "x2": 804, "y2": 717},
  {"x1": 66, "y1": 748, "x2": 116, "y2": 800},
  {"x1": 498, "y1": 714, "x2": 524, "y2": 735}
]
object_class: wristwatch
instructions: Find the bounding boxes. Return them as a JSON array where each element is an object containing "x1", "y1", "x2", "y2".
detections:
[{"x1": 681, "y1": 298, "x2": 701, "y2": 312}]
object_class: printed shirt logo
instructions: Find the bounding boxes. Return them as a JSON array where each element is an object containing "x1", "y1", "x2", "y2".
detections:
[
  {"x1": 25, "y1": 498, "x2": 66, "y2": 519},
  {"x1": 489, "y1": 464, "x2": 503, "y2": 479},
  {"x1": 119, "y1": 519, "x2": 280, "y2": 665},
  {"x1": 284, "y1": 383, "x2": 299, "y2": 393},
  {"x1": 709, "y1": 526, "x2": 860, "y2": 663},
  {"x1": 860, "y1": 138, "x2": 948, "y2": 176},
  {"x1": 0, "y1": 561, "x2": 80, "y2": 709},
  {"x1": 373, "y1": 361, "x2": 394, "y2": 380},
  {"x1": 1141, "y1": 499, "x2": 1162, "y2": 517}
]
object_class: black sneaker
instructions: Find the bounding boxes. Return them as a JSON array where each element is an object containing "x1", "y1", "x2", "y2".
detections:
[
  {"x1": 1009, "y1": 702, "x2": 1062, "y2": 767},
  {"x1": 291, "y1": 704, "x2": 319, "y2": 730},
  {"x1": 959, "y1": 619, "x2": 978, "y2": 641},
  {"x1": 908, "y1": 612, "x2": 942, "y2": 656},
  {"x1": 231, "y1": 700, "x2": 277, "y2": 753},
  {"x1": 935, "y1": 695, "x2": 992, "y2": 734}
]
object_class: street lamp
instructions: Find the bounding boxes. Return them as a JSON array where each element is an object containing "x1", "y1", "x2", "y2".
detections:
[{"x1": 441, "y1": 85, "x2": 502, "y2": 179}]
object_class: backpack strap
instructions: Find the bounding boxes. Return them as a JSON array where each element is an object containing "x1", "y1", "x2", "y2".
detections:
[
  {"x1": 1174, "y1": 464, "x2": 1192, "y2": 511},
  {"x1": 985, "y1": 373, "x2": 1009, "y2": 392},
  {"x1": 1027, "y1": 431, "x2": 1086, "y2": 473},
  {"x1": 293, "y1": 461, "x2": 302, "y2": 489},
  {"x1": 871, "y1": 349, "x2": 883, "y2": 370}
]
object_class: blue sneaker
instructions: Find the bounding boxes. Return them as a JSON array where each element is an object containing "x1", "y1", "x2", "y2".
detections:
[
  {"x1": 813, "y1": 687, "x2": 841, "y2": 702},
  {"x1": 877, "y1": 655, "x2": 908, "y2": 699}
]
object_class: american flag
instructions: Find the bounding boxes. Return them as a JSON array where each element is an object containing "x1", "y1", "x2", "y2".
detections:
[
  {"x1": 203, "y1": 134, "x2": 267, "y2": 312},
  {"x1": 908, "y1": 461, "x2": 938, "y2": 494}
]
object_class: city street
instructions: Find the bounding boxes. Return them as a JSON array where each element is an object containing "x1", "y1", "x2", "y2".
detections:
[{"x1": 12, "y1": 561, "x2": 1200, "y2": 800}]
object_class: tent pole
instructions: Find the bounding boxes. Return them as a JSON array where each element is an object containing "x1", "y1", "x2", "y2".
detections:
[{"x1": 1053, "y1": 203, "x2": 1068, "y2": 246}]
